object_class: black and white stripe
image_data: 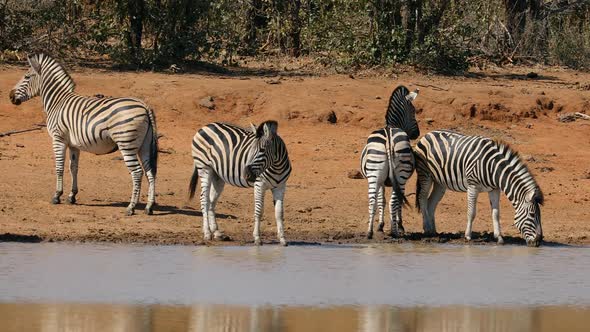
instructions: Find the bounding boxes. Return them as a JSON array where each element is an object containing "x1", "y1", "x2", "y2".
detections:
[
  {"x1": 9, "y1": 54, "x2": 158, "y2": 215},
  {"x1": 360, "y1": 85, "x2": 419, "y2": 238},
  {"x1": 414, "y1": 130, "x2": 544, "y2": 246},
  {"x1": 188, "y1": 121, "x2": 291, "y2": 245}
]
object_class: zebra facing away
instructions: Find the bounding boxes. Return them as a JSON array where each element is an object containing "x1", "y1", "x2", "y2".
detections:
[
  {"x1": 9, "y1": 54, "x2": 158, "y2": 215},
  {"x1": 188, "y1": 121, "x2": 291, "y2": 245},
  {"x1": 360, "y1": 85, "x2": 419, "y2": 239},
  {"x1": 414, "y1": 130, "x2": 544, "y2": 247}
]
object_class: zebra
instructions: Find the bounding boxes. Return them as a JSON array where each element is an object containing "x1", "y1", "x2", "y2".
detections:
[
  {"x1": 9, "y1": 54, "x2": 158, "y2": 215},
  {"x1": 414, "y1": 130, "x2": 544, "y2": 247},
  {"x1": 188, "y1": 121, "x2": 291, "y2": 245},
  {"x1": 360, "y1": 85, "x2": 419, "y2": 239}
]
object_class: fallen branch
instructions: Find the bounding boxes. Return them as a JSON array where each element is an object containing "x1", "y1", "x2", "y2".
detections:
[
  {"x1": 558, "y1": 112, "x2": 590, "y2": 123},
  {"x1": 0, "y1": 125, "x2": 44, "y2": 137},
  {"x1": 413, "y1": 83, "x2": 449, "y2": 91}
]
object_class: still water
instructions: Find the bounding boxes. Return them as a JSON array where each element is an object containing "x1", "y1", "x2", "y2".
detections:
[{"x1": 0, "y1": 243, "x2": 588, "y2": 331}]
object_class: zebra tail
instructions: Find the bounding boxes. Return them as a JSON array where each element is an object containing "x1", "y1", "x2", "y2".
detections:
[
  {"x1": 147, "y1": 107, "x2": 158, "y2": 176},
  {"x1": 386, "y1": 130, "x2": 409, "y2": 208},
  {"x1": 188, "y1": 165, "x2": 199, "y2": 201},
  {"x1": 415, "y1": 169, "x2": 422, "y2": 213}
]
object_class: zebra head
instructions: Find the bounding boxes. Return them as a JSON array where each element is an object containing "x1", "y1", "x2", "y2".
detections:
[
  {"x1": 9, "y1": 55, "x2": 43, "y2": 105},
  {"x1": 244, "y1": 121, "x2": 280, "y2": 183},
  {"x1": 385, "y1": 85, "x2": 420, "y2": 140},
  {"x1": 515, "y1": 188, "x2": 544, "y2": 247}
]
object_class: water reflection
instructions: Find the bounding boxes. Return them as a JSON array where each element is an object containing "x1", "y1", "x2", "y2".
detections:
[{"x1": 1, "y1": 303, "x2": 588, "y2": 332}]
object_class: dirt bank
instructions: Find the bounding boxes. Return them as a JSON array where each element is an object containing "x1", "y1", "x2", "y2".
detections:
[{"x1": 0, "y1": 65, "x2": 589, "y2": 246}]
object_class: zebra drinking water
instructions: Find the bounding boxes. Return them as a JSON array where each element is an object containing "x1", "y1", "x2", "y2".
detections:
[
  {"x1": 188, "y1": 121, "x2": 291, "y2": 245},
  {"x1": 9, "y1": 54, "x2": 158, "y2": 215},
  {"x1": 360, "y1": 85, "x2": 419, "y2": 238},
  {"x1": 414, "y1": 130, "x2": 544, "y2": 247}
]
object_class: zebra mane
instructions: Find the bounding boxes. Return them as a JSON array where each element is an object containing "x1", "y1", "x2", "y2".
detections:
[
  {"x1": 491, "y1": 138, "x2": 544, "y2": 205},
  {"x1": 33, "y1": 54, "x2": 76, "y2": 92}
]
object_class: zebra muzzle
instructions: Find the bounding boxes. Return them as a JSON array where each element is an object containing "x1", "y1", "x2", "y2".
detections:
[{"x1": 9, "y1": 90, "x2": 21, "y2": 105}]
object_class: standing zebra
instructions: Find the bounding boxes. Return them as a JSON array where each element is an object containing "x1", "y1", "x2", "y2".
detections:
[
  {"x1": 414, "y1": 130, "x2": 544, "y2": 247},
  {"x1": 360, "y1": 85, "x2": 419, "y2": 238},
  {"x1": 188, "y1": 121, "x2": 291, "y2": 245},
  {"x1": 9, "y1": 54, "x2": 158, "y2": 215}
]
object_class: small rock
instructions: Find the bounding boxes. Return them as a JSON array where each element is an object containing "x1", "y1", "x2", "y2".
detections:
[
  {"x1": 197, "y1": 96, "x2": 215, "y2": 110},
  {"x1": 425, "y1": 118, "x2": 434, "y2": 125},
  {"x1": 538, "y1": 166, "x2": 555, "y2": 173},
  {"x1": 169, "y1": 64, "x2": 182, "y2": 73},
  {"x1": 375, "y1": 96, "x2": 381, "y2": 100},
  {"x1": 348, "y1": 74, "x2": 355, "y2": 79},
  {"x1": 524, "y1": 155, "x2": 537, "y2": 163},
  {"x1": 526, "y1": 123, "x2": 533, "y2": 129},
  {"x1": 265, "y1": 78, "x2": 281, "y2": 85},
  {"x1": 15, "y1": 144, "x2": 24, "y2": 148},
  {"x1": 347, "y1": 169, "x2": 364, "y2": 179},
  {"x1": 318, "y1": 111, "x2": 337, "y2": 124}
]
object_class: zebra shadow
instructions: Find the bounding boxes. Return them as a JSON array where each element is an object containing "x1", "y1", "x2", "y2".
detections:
[
  {"x1": 78, "y1": 202, "x2": 237, "y2": 219},
  {"x1": 403, "y1": 231, "x2": 573, "y2": 247},
  {"x1": 0, "y1": 233, "x2": 43, "y2": 243}
]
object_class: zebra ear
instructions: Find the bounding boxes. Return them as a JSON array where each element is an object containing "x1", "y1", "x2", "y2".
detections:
[
  {"x1": 257, "y1": 121, "x2": 277, "y2": 138},
  {"x1": 525, "y1": 189, "x2": 543, "y2": 204},
  {"x1": 406, "y1": 89, "x2": 419, "y2": 102},
  {"x1": 250, "y1": 123, "x2": 257, "y2": 133},
  {"x1": 27, "y1": 54, "x2": 41, "y2": 74}
]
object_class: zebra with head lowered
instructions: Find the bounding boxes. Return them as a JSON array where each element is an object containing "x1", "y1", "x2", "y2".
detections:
[
  {"x1": 414, "y1": 130, "x2": 544, "y2": 247},
  {"x1": 9, "y1": 54, "x2": 158, "y2": 215},
  {"x1": 188, "y1": 121, "x2": 291, "y2": 245},
  {"x1": 360, "y1": 85, "x2": 419, "y2": 239}
]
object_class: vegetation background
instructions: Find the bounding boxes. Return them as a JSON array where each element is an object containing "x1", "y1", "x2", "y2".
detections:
[{"x1": 0, "y1": 0, "x2": 589, "y2": 73}]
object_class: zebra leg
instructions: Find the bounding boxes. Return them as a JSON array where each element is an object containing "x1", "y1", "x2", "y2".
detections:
[
  {"x1": 389, "y1": 187, "x2": 406, "y2": 237},
  {"x1": 426, "y1": 183, "x2": 446, "y2": 235},
  {"x1": 51, "y1": 139, "x2": 67, "y2": 204},
  {"x1": 122, "y1": 152, "x2": 143, "y2": 216},
  {"x1": 67, "y1": 147, "x2": 80, "y2": 204},
  {"x1": 138, "y1": 136, "x2": 156, "y2": 215},
  {"x1": 199, "y1": 168, "x2": 213, "y2": 241},
  {"x1": 366, "y1": 182, "x2": 380, "y2": 239},
  {"x1": 465, "y1": 186, "x2": 479, "y2": 241},
  {"x1": 489, "y1": 189, "x2": 503, "y2": 244},
  {"x1": 417, "y1": 175, "x2": 434, "y2": 234},
  {"x1": 377, "y1": 187, "x2": 385, "y2": 232},
  {"x1": 272, "y1": 185, "x2": 287, "y2": 246},
  {"x1": 253, "y1": 182, "x2": 266, "y2": 246},
  {"x1": 208, "y1": 175, "x2": 225, "y2": 240}
]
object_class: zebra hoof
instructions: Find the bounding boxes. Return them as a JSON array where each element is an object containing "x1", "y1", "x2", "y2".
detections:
[
  {"x1": 204, "y1": 233, "x2": 212, "y2": 241},
  {"x1": 51, "y1": 197, "x2": 60, "y2": 205},
  {"x1": 279, "y1": 238, "x2": 288, "y2": 246},
  {"x1": 465, "y1": 236, "x2": 472, "y2": 242},
  {"x1": 377, "y1": 224, "x2": 384, "y2": 232},
  {"x1": 254, "y1": 238, "x2": 262, "y2": 246},
  {"x1": 144, "y1": 207, "x2": 153, "y2": 215},
  {"x1": 213, "y1": 231, "x2": 223, "y2": 240},
  {"x1": 67, "y1": 196, "x2": 76, "y2": 204},
  {"x1": 366, "y1": 232, "x2": 373, "y2": 240},
  {"x1": 497, "y1": 236, "x2": 504, "y2": 245},
  {"x1": 389, "y1": 231, "x2": 402, "y2": 238},
  {"x1": 126, "y1": 208, "x2": 134, "y2": 216}
]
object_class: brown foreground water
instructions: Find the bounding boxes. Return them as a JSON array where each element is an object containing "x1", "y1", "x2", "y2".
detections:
[{"x1": 0, "y1": 243, "x2": 589, "y2": 331}]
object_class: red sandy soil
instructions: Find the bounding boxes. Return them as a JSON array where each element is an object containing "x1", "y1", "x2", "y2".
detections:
[{"x1": 0, "y1": 64, "x2": 589, "y2": 246}]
